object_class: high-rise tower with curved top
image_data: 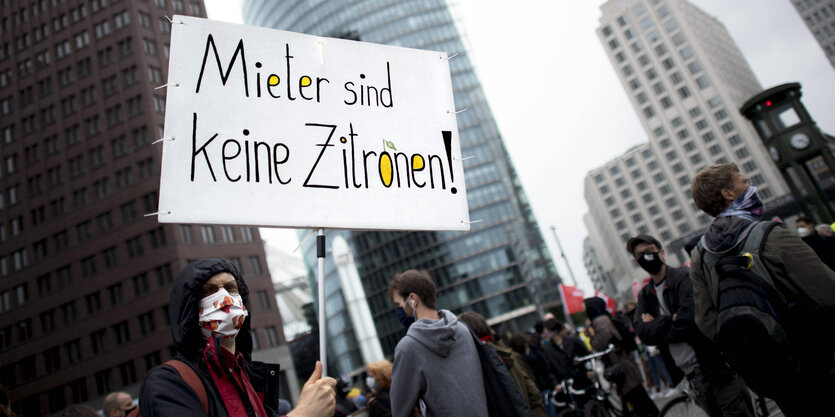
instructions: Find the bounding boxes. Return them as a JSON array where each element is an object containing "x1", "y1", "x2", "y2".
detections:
[{"x1": 243, "y1": 0, "x2": 562, "y2": 376}]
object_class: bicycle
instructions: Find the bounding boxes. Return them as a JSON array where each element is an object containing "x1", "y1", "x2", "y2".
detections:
[
  {"x1": 573, "y1": 344, "x2": 622, "y2": 417},
  {"x1": 550, "y1": 344, "x2": 620, "y2": 417},
  {"x1": 551, "y1": 377, "x2": 611, "y2": 417}
]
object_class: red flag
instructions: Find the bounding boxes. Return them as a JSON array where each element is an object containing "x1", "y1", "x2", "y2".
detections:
[
  {"x1": 594, "y1": 291, "x2": 616, "y2": 314},
  {"x1": 559, "y1": 284, "x2": 585, "y2": 314}
]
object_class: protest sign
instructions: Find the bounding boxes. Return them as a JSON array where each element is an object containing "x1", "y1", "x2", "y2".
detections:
[{"x1": 157, "y1": 16, "x2": 469, "y2": 231}]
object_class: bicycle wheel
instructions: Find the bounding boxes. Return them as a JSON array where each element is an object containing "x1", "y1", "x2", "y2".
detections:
[
  {"x1": 584, "y1": 399, "x2": 613, "y2": 417},
  {"x1": 659, "y1": 395, "x2": 709, "y2": 417}
]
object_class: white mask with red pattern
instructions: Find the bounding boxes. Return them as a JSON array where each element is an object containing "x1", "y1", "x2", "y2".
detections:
[{"x1": 198, "y1": 288, "x2": 248, "y2": 341}]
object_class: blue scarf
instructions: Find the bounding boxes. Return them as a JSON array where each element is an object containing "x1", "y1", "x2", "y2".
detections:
[{"x1": 717, "y1": 183, "x2": 763, "y2": 222}]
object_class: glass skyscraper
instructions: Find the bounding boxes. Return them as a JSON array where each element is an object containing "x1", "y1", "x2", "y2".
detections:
[{"x1": 243, "y1": 0, "x2": 561, "y2": 377}]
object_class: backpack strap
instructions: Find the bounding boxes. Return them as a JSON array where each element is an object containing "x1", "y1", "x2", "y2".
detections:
[
  {"x1": 737, "y1": 221, "x2": 786, "y2": 305},
  {"x1": 699, "y1": 221, "x2": 759, "y2": 306},
  {"x1": 165, "y1": 359, "x2": 209, "y2": 415}
]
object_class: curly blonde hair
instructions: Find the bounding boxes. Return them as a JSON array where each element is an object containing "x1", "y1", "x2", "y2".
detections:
[{"x1": 366, "y1": 359, "x2": 393, "y2": 391}]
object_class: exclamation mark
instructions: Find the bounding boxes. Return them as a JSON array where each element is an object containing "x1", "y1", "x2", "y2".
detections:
[{"x1": 442, "y1": 130, "x2": 457, "y2": 194}]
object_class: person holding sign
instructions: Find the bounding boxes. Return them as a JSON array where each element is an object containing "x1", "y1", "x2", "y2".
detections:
[
  {"x1": 387, "y1": 270, "x2": 488, "y2": 417},
  {"x1": 138, "y1": 258, "x2": 336, "y2": 417}
]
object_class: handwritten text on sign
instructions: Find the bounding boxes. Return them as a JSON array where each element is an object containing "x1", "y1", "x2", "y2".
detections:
[{"x1": 158, "y1": 16, "x2": 469, "y2": 231}]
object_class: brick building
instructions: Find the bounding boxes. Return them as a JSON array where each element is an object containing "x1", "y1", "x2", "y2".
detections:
[{"x1": 0, "y1": 0, "x2": 289, "y2": 414}]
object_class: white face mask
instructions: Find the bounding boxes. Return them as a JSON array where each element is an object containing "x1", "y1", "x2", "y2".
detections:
[
  {"x1": 366, "y1": 376, "x2": 377, "y2": 391},
  {"x1": 797, "y1": 227, "x2": 811, "y2": 238},
  {"x1": 199, "y1": 288, "x2": 248, "y2": 342}
]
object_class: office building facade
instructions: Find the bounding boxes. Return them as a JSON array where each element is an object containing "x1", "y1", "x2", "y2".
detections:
[
  {"x1": 0, "y1": 1, "x2": 289, "y2": 414},
  {"x1": 791, "y1": 0, "x2": 835, "y2": 69},
  {"x1": 584, "y1": 0, "x2": 789, "y2": 299},
  {"x1": 243, "y1": 0, "x2": 562, "y2": 376}
]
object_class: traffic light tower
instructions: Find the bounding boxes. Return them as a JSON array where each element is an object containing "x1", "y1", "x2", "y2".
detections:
[{"x1": 741, "y1": 83, "x2": 835, "y2": 223}]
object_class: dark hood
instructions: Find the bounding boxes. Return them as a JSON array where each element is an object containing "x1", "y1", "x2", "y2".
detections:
[
  {"x1": 169, "y1": 258, "x2": 253, "y2": 361},
  {"x1": 702, "y1": 216, "x2": 755, "y2": 253},
  {"x1": 584, "y1": 297, "x2": 609, "y2": 321}
]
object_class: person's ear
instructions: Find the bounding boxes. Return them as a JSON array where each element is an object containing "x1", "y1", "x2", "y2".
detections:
[
  {"x1": 659, "y1": 248, "x2": 666, "y2": 262},
  {"x1": 720, "y1": 187, "x2": 736, "y2": 202}
]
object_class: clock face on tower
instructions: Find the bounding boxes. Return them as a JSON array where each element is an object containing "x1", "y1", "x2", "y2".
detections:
[
  {"x1": 769, "y1": 146, "x2": 780, "y2": 162},
  {"x1": 790, "y1": 132, "x2": 811, "y2": 150}
]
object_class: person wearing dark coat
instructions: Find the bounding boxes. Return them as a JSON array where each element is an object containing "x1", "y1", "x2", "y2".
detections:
[
  {"x1": 139, "y1": 258, "x2": 336, "y2": 417},
  {"x1": 584, "y1": 297, "x2": 657, "y2": 417},
  {"x1": 540, "y1": 319, "x2": 592, "y2": 390},
  {"x1": 627, "y1": 235, "x2": 753, "y2": 417},
  {"x1": 458, "y1": 312, "x2": 547, "y2": 417}
]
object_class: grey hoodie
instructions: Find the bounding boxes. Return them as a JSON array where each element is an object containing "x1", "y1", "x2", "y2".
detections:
[{"x1": 390, "y1": 309, "x2": 488, "y2": 417}]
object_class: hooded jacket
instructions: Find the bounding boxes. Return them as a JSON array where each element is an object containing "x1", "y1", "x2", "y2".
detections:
[
  {"x1": 389, "y1": 309, "x2": 487, "y2": 417},
  {"x1": 139, "y1": 258, "x2": 280, "y2": 417},
  {"x1": 690, "y1": 216, "x2": 835, "y2": 378}
]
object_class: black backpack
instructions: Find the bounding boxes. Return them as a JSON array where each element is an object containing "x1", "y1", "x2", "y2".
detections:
[{"x1": 697, "y1": 221, "x2": 799, "y2": 398}]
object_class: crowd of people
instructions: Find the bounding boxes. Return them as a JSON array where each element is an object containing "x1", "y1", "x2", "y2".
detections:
[{"x1": 42, "y1": 162, "x2": 833, "y2": 417}]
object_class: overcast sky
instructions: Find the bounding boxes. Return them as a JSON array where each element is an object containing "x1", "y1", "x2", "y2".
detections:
[{"x1": 204, "y1": 0, "x2": 835, "y2": 294}]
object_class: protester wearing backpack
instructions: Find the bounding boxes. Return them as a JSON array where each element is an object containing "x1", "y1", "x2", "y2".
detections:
[
  {"x1": 627, "y1": 235, "x2": 753, "y2": 417},
  {"x1": 138, "y1": 258, "x2": 336, "y2": 417},
  {"x1": 690, "y1": 164, "x2": 835, "y2": 417}
]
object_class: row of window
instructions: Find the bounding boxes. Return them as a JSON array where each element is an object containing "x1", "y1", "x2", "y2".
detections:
[{"x1": 0, "y1": 149, "x2": 155, "y2": 228}]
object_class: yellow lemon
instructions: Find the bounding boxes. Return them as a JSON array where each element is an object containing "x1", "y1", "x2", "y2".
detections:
[
  {"x1": 379, "y1": 153, "x2": 393, "y2": 187},
  {"x1": 300, "y1": 76, "x2": 311, "y2": 87},
  {"x1": 412, "y1": 155, "x2": 425, "y2": 170},
  {"x1": 268, "y1": 75, "x2": 279, "y2": 86}
]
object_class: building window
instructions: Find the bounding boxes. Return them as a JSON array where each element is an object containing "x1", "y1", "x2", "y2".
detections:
[
  {"x1": 113, "y1": 320, "x2": 130, "y2": 344},
  {"x1": 221, "y1": 226, "x2": 235, "y2": 243},
  {"x1": 201, "y1": 226, "x2": 215, "y2": 243},
  {"x1": 669, "y1": 72, "x2": 683, "y2": 85},
  {"x1": 652, "y1": 82, "x2": 665, "y2": 95},
  {"x1": 85, "y1": 291, "x2": 102, "y2": 314},
  {"x1": 256, "y1": 290, "x2": 271, "y2": 312},
  {"x1": 248, "y1": 256, "x2": 263, "y2": 275},
  {"x1": 132, "y1": 272, "x2": 150, "y2": 295},
  {"x1": 179, "y1": 225, "x2": 192, "y2": 243},
  {"x1": 721, "y1": 122, "x2": 735, "y2": 133},
  {"x1": 264, "y1": 327, "x2": 279, "y2": 347}
]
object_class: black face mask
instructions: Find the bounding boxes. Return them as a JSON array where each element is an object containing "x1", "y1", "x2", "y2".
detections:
[
  {"x1": 395, "y1": 306, "x2": 415, "y2": 329},
  {"x1": 637, "y1": 251, "x2": 664, "y2": 275}
]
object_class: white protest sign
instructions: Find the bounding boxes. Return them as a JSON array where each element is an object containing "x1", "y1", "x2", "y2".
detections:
[{"x1": 157, "y1": 16, "x2": 469, "y2": 231}]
